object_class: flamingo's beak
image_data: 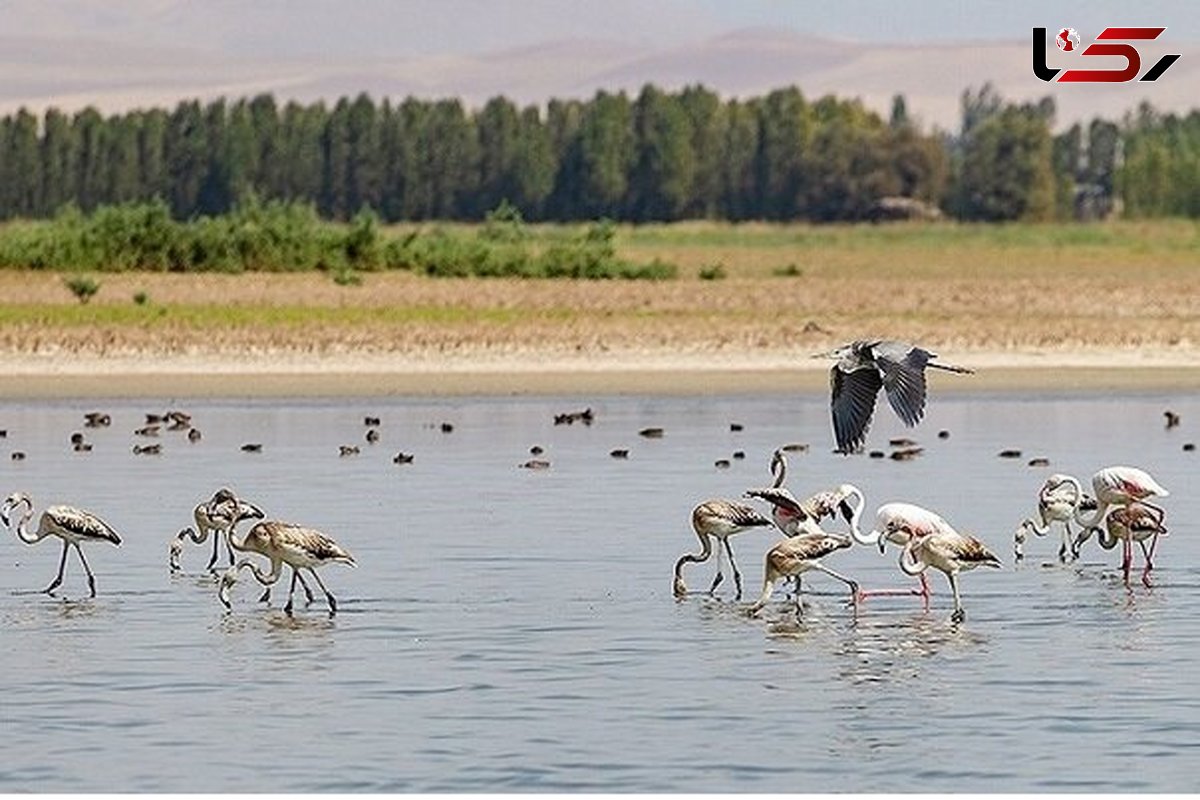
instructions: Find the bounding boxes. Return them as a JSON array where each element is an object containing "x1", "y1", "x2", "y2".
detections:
[{"x1": 238, "y1": 501, "x2": 265, "y2": 521}]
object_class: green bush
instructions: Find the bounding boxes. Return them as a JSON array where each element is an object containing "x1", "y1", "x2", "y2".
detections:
[
  {"x1": 0, "y1": 201, "x2": 677, "y2": 280},
  {"x1": 64, "y1": 275, "x2": 101, "y2": 304}
]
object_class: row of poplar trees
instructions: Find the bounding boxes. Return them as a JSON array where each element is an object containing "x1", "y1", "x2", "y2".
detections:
[{"x1": 0, "y1": 82, "x2": 1189, "y2": 223}]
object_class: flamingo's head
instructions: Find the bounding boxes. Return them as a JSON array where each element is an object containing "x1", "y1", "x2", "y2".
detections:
[
  {"x1": 217, "y1": 567, "x2": 239, "y2": 609},
  {"x1": 0, "y1": 492, "x2": 29, "y2": 527}
]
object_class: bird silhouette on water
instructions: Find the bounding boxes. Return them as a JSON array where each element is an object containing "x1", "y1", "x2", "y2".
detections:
[{"x1": 816, "y1": 339, "x2": 974, "y2": 454}]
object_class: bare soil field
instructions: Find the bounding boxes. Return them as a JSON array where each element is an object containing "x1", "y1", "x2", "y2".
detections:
[{"x1": 1, "y1": 221, "x2": 1197, "y2": 395}]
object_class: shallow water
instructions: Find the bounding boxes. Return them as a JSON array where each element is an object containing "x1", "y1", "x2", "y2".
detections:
[{"x1": 0, "y1": 389, "x2": 1196, "y2": 792}]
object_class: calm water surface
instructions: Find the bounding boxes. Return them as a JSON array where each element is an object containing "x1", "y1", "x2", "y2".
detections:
[{"x1": 0, "y1": 390, "x2": 1197, "y2": 792}]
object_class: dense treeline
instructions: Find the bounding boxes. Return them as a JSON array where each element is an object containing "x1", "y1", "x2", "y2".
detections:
[{"x1": 0, "y1": 83, "x2": 1192, "y2": 223}]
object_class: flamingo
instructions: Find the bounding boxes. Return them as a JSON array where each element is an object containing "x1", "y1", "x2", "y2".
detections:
[
  {"x1": 1096, "y1": 502, "x2": 1168, "y2": 588},
  {"x1": 859, "y1": 502, "x2": 962, "y2": 606},
  {"x1": 748, "y1": 531, "x2": 858, "y2": 619},
  {"x1": 218, "y1": 520, "x2": 355, "y2": 616},
  {"x1": 898, "y1": 528, "x2": 1002, "y2": 623},
  {"x1": 814, "y1": 339, "x2": 974, "y2": 454},
  {"x1": 169, "y1": 487, "x2": 265, "y2": 573},
  {"x1": 744, "y1": 448, "x2": 835, "y2": 536},
  {"x1": 1, "y1": 492, "x2": 122, "y2": 597},
  {"x1": 673, "y1": 500, "x2": 773, "y2": 600},
  {"x1": 1066, "y1": 466, "x2": 1169, "y2": 556},
  {"x1": 1014, "y1": 474, "x2": 1091, "y2": 564}
]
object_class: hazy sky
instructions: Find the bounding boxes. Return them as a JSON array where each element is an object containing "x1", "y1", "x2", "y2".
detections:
[
  {"x1": 2, "y1": 0, "x2": 1196, "y2": 56},
  {"x1": 1, "y1": 0, "x2": 1196, "y2": 128}
]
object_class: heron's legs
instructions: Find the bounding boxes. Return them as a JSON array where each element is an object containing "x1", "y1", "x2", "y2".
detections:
[{"x1": 44, "y1": 540, "x2": 70, "y2": 595}]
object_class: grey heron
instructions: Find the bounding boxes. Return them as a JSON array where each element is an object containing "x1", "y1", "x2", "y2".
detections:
[{"x1": 816, "y1": 339, "x2": 973, "y2": 454}]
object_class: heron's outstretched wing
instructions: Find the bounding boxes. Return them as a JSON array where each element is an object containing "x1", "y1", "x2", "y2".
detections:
[
  {"x1": 830, "y1": 365, "x2": 882, "y2": 453},
  {"x1": 877, "y1": 346, "x2": 930, "y2": 427}
]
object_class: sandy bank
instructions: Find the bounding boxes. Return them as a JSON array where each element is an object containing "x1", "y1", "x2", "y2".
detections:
[{"x1": 3, "y1": 347, "x2": 1199, "y2": 398}]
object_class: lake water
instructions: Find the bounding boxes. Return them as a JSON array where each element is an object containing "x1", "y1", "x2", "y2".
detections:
[{"x1": 0, "y1": 389, "x2": 1197, "y2": 792}]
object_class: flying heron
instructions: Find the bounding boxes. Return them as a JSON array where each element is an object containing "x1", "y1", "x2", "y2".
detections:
[{"x1": 816, "y1": 339, "x2": 974, "y2": 454}]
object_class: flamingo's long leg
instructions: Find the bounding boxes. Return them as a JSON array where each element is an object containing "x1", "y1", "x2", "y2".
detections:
[
  {"x1": 44, "y1": 540, "x2": 70, "y2": 595},
  {"x1": 723, "y1": 538, "x2": 743, "y2": 600},
  {"x1": 308, "y1": 568, "x2": 338, "y2": 615},
  {"x1": 74, "y1": 542, "x2": 98, "y2": 598}
]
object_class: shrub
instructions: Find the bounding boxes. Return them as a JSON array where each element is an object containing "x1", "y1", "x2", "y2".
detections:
[{"x1": 64, "y1": 275, "x2": 101, "y2": 304}]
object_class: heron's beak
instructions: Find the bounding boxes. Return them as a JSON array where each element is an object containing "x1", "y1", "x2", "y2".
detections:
[{"x1": 811, "y1": 350, "x2": 836, "y2": 360}]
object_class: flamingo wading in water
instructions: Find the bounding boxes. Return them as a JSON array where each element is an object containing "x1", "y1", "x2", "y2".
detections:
[
  {"x1": 673, "y1": 500, "x2": 773, "y2": 600},
  {"x1": 1096, "y1": 502, "x2": 1168, "y2": 588},
  {"x1": 1014, "y1": 474, "x2": 1092, "y2": 564},
  {"x1": 748, "y1": 530, "x2": 858, "y2": 619},
  {"x1": 169, "y1": 487, "x2": 265, "y2": 573},
  {"x1": 898, "y1": 528, "x2": 1001, "y2": 623},
  {"x1": 218, "y1": 520, "x2": 355, "y2": 616},
  {"x1": 816, "y1": 339, "x2": 974, "y2": 454},
  {"x1": 1, "y1": 492, "x2": 122, "y2": 597}
]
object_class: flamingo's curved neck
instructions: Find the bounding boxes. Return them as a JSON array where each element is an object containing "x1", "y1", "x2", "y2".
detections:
[
  {"x1": 10, "y1": 498, "x2": 45, "y2": 545},
  {"x1": 232, "y1": 557, "x2": 282, "y2": 586},
  {"x1": 844, "y1": 489, "x2": 879, "y2": 546},
  {"x1": 898, "y1": 542, "x2": 927, "y2": 576}
]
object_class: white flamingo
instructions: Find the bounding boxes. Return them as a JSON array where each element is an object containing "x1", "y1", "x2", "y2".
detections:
[
  {"x1": 169, "y1": 487, "x2": 265, "y2": 573},
  {"x1": 1, "y1": 492, "x2": 122, "y2": 597},
  {"x1": 861, "y1": 502, "x2": 961, "y2": 606},
  {"x1": 1071, "y1": 466, "x2": 1169, "y2": 528},
  {"x1": 748, "y1": 530, "x2": 858, "y2": 619},
  {"x1": 218, "y1": 520, "x2": 356, "y2": 616},
  {"x1": 898, "y1": 528, "x2": 1002, "y2": 623},
  {"x1": 673, "y1": 500, "x2": 774, "y2": 600},
  {"x1": 1014, "y1": 474, "x2": 1091, "y2": 564}
]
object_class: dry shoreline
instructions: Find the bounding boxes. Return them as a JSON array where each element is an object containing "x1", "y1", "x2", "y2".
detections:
[{"x1": 4, "y1": 348, "x2": 1200, "y2": 398}]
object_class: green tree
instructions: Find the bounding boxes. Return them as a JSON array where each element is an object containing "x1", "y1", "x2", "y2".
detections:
[
  {"x1": 40, "y1": 109, "x2": 78, "y2": 215},
  {"x1": 629, "y1": 85, "x2": 695, "y2": 221},
  {"x1": 756, "y1": 87, "x2": 813, "y2": 219}
]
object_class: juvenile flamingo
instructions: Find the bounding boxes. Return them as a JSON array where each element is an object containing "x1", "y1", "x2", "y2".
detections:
[
  {"x1": 898, "y1": 528, "x2": 1002, "y2": 623},
  {"x1": 747, "y1": 530, "x2": 858, "y2": 619},
  {"x1": 1014, "y1": 474, "x2": 1090, "y2": 564},
  {"x1": 673, "y1": 500, "x2": 773, "y2": 600},
  {"x1": 218, "y1": 520, "x2": 355, "y2": 616},
  {"x1": 1, "y1": 492, "x2": 122, "y2": 597},
  {"x1": 169, "y1": 487, "x2": 265, "y2": 573}
]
